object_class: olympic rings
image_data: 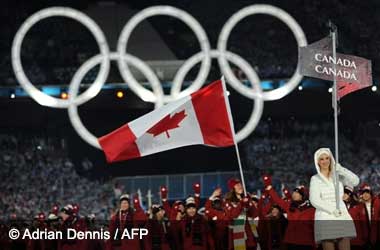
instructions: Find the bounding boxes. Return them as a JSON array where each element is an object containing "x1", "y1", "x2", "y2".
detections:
[{"x1": 11, "y1": 5, "x2": 307, "y2": 147}]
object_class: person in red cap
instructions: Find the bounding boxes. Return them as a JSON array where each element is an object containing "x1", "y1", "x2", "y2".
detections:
[
  {"x1": 264, "y1": 175, "x2": 316, "y2": 250},
  {"x1": 359, "y1": 184, "x2": 373, "y2": 219},
  {"x1": 174, "y1": 196, "x2": 214, "y2": 250},
  {"x1": 204, "y1": 187, "x2": 230, "y2": 250},
  {"x1": 169, "y1": 200, "x2": 186, "y2": 250},
  {"x1": 106, "y1": 194, "x2": 147, "y2": 250},
  {"x1": 45, "y1": 213, "x2": 60, "y2": 250},
  {"x1": 224, "y1": 178, "x2": 258, "y2": 250},
  {"x1": 343, "y1": 186, "x2": 369, "y2": 250},
  {"x1": 144, "y1": 204, "x2": 172, "y2": 250},
  {"x1": 259, "y1": 202, "x2": 288, "y2": 250},
  {"x1": 343, "y1": 186, "x2": 357, "y2": 210},
  {"x1": 358, "y1": 183, "x2": 380, "y2": 249},
  {"x1": 160, "y1": 185, "x2": 186, "y2": 222},
  {"x1": 58, "y1": 204, "x2": 88, "y2": 250},
  {"x1": 160, "y1": 185, "x2": 186, "y2": 250}
]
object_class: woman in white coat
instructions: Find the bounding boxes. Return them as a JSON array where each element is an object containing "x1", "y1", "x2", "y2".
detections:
[{"x1": 309, "y1": 148, "x2": 360, "y2": 250}]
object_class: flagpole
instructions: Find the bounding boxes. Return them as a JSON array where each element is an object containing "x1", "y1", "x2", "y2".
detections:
[
  {"x1": 221, "y1": 76, "x2": 247, "y2": 196},
  {"x1": 329, "y1": 21, "x2": 340, "y2": 211}
]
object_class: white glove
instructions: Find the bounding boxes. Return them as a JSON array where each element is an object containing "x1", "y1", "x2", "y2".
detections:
[
  {"x1": 332, "y1": 209, "x2": 342, "y2": 217},
  {"x1": 335, "y1": 163, "x2": 344, "y2": 173}
]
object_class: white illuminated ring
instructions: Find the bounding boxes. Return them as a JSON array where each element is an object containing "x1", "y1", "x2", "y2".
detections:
[
  {"x1": 218, "y1": 4, "x2": 307, "y2": 101},
  {"x1": 12, "y1": 7, "x2": 110, "y2": 108}
]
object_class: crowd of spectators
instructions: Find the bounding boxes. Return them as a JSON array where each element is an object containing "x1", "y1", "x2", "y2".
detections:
[
  {"x1": 0, "y1": 133, "x2": 114, "y2": 221},
  {"x1": 1, "y1": 118, "x2": 379, "y2": 220}
]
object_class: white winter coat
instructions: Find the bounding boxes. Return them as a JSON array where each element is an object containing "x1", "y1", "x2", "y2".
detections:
[{"x1": 309, "y1": 148, "x2": 360, "y2": 242}]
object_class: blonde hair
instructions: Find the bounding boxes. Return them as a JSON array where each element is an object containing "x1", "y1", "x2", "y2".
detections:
[{"x1": 318, "y1": 153, "x2": 332, "y2": 172}]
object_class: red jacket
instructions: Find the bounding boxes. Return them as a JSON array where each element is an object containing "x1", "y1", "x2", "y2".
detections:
[
  {"x1": 174, "y1": 214, "x2": 214, "y2": 250},
  {"x1": 370, "y1": 197, "x2": 380, "y2": 245},
  {"x1": 162, "y1": 200, "x2": 173, "y2": 220},
  {"x1": 205, "y1": 199, "x2": 229, "y2": 221},
  {"x1": 268, "y1": 188, "x2": 315, "y2": 246},
  {"x1": 162, "y1": 200, "x2": 184, "y2": 250},
  {"x1": 0, "y1": 224, "x2": 11, "y2": 250},
  {"x1": 27, "y1": 223, "x2": 47, "y2": 250},
  {"x1": 347, "y1": 202, "x2": 369, "y2": 246},
  {"x1": 106, "y1": 206, "x2": 147, "y2": 250},
  {"x1": 163, "y1": 200, "x2": 183, "y2": 222},
  {"x1": 204, "y1": 199, "x2": 230, "y2": 250},
  {"x1": 144, "y1": 219, "x2": 171, "y2": 250},
  {"x1": 257, "y1": 194, "x2": 275, "y2": 250},
  {"x1": 224, "y1": 198, "x2": 258, "y2": 250},
  {"x1": 58, "y1": 216, "x2": 88, "y2": 250}
]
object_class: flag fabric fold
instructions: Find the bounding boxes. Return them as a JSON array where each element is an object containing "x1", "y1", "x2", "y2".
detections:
[
  {"x1": 98, "y1": 80, "x2": 235, "y2": 163},
  {"x1": 337, "y1": 81, "x2": 372, "y2": 100}
]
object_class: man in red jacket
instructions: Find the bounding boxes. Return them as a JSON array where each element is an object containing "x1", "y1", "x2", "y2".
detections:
[
  {"x1": 45, "y1": 213, "x2": 60, "y2": 250},
  {"x1": 58, "y1": 204, "x2": 88, "y2": 250},
  {"x1": 359, "y1": 184, "x2": 380, "y2": 249},
  {"x1": 205, "y1": 188, "x2": 229, "y2": 250},
  {"x1": 106, "y1": 194, "x2": 147, "y2": 250},
  {"x1": 343, "y1": 186, "x2": 369, "y2": 250},
  {"x1": 175, "y1": 196, "x2": 214, "y2": 250},
  {"x1": 264, "y1": 175, "x2": 316, "y2": 250},
  {"x1": 160, "y1": 185, "x2": 186, "y2": 250},
  {"x1": 160, "y1": 186, "x2": 185, "y2": 222},
  {"x1": 144, "y1": 204, "x2": 172, "y2": 250}
]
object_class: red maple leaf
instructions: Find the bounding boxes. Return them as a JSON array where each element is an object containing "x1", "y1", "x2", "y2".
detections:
[{"x1": 147, "y1": 110, "x2": 187, "y2": 138}]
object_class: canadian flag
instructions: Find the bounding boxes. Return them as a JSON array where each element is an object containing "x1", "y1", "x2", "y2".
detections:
[{"x1": 99, "y1": 79, "x2": 235, "y2": 163}]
